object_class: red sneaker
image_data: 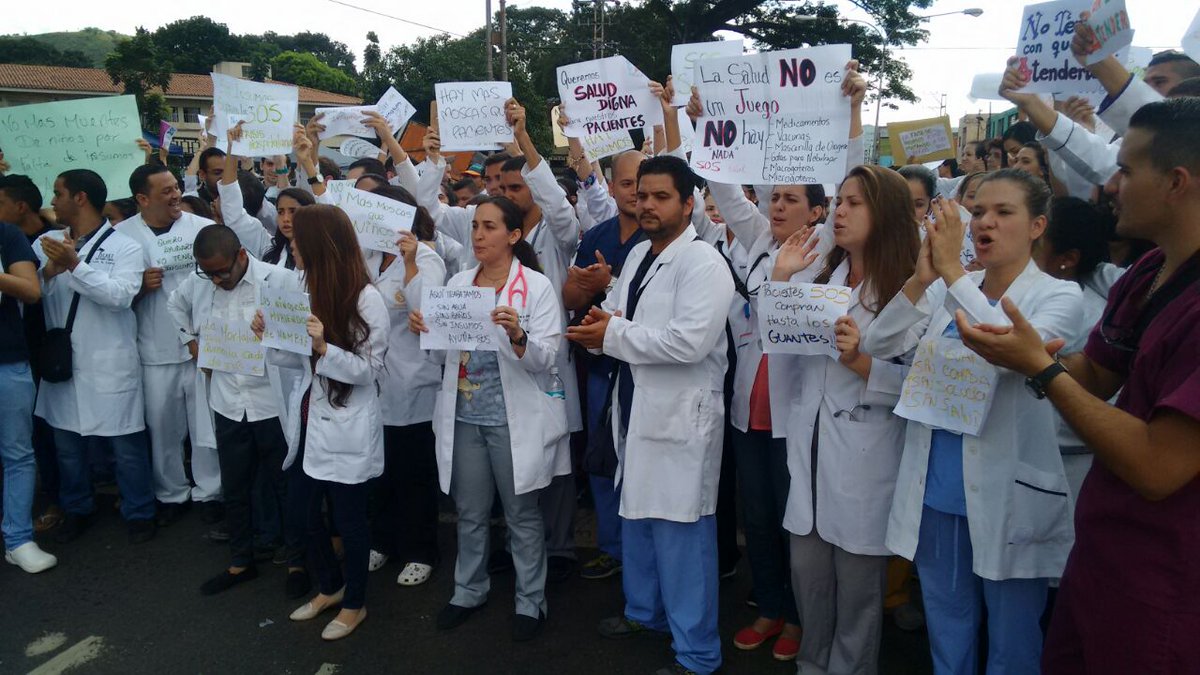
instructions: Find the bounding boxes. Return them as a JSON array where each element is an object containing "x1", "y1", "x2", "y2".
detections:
[
  {"x1": 733, "y1": 618, "x2": 784, "y2": 650},
  {"x1": 772, "y1": 634, "x2": 801, "y2": 661}
]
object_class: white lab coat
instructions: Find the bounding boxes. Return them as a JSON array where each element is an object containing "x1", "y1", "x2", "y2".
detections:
[
  {"x1": 775, "y1": 260, "x2": 909, "y2": 556},
  {"x1": 268, "y1": 284, "x2": 391, "y2": 484},
  {"x1": 601, "y1": 225, "x2": 735, "y2": 523},
  {"x1": 33, "y1": 223, "x2": 146, "y2": 436},
  {"x1": 118, "y1": 211, "x2": 214, "y2": 365},
  {"x1": 373, "y1": 242, "x2": 447, "y2": 426},
  {"x1": 430, "y1": 259, "x2": 569, "y2": 496},
  {"x1": 861, "y1": 261, "x2": 1084, "y2": 580}
]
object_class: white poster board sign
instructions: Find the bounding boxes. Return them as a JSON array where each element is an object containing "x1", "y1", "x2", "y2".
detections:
[
  {"x1": 1185, "y1": 7, "x2": 1200, "y2": 63},
  {"x1": 1083, "y1": 0, "x2": 1134, "y2": 65},
  {"x1": 152, "y1": 232, "x2": 197, "y2": 274},
  {"x1": 339, "y1": 138, "x2": 380, "y2": 159},
  {"x1": 327, "y1": 181, "x2": 416, "y2": 254},
  {"x1": 210, "y1": 73, "x2": 299, "y2": 157},
  {"x1": 435, "y1": 82, "x2": 514, "y2": 152},
  {"x1": 376, "y1": 86, "x2": 416, "y2": 133},
  {"x1": 894, "y1": 336, "x2": 998, "y2": 436},
  {"x1": 757, "y1": 282, "x2": 852, "y2": 358},
  {"x1": 689, "y1": 44, "x2": 851, "y2": 186},
  {"x1": 557, "y1": 55, "x2": 664, "y2": 138},
  {"x1": 670, "y1": 40, "x2": 745, "y2": 107},
  {"x1": 420, "y1": 286, "x2": 499, "y2": 351},
  {"x1": 198, "y1": 317, "x2": 266, "y2": 376},
  {"x1": 259, "y1": 286, "x2": 312, "y2": 356},
  {"x1": 1015, "y1": 1, "x2": 1110, "y2": 95},
  {"x1": 314, "y1": 105, "x2": 379, "y2": 140}
]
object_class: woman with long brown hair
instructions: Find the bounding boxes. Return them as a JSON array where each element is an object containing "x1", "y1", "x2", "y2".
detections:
[
  {"x1": 770, "y1": 164, "x2": 920, "y2": 674},
  {"x1": 253, "y1": 204, "x2": 390, "y2": 641}
]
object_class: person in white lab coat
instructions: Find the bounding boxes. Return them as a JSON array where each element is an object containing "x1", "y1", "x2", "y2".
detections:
[
  {"x1": 769, "y1": 165, "x2": 920, "y2": 675},
  {"x1": 253, "y1": 204, "x2": 389, "y2": 641},
  {"x1": 169, "y1": 224, "x2": 309, "y2": 598},
  {"x1": 118, "y1": 164, "x2": 219, "y2": 527},
  {"x1": 33, "y1": 169, "x2": 157, "y2": 543},
  {"x1": 411, "y1": 195, "x2": 567, "y2": 642},
  {"x1": 861, "y1": 169, "x2": 1084, "y2": 675},
  {"x1": 364, "y1": 185, "x2": 447, "y2": 586},
  {"x1": 568, "y1": 156, "x2": 735, "y2": 675}
]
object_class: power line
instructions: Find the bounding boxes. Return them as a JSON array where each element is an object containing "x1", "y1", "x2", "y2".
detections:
[{"x1": 324, "y1": 0, "x2": 472, "y2": 38}]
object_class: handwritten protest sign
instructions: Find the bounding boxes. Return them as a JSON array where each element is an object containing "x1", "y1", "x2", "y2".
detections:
[
  {"x1": 210, "y1": 73, "x2": 298, "y2": 156},
  {"x1": 152, "y1": 233, "x2": 198, "y2": 275},
  {"x1": 670, "y1": 40, "x2": 745, "y2": 107},
  {"x1": 314, "y1": 105, "x2": 379, "y2": 140},
  {"x1": 689, "y1": 44, "x2": 852, "y2": 186},
  {"x1": 435, "y1": 82, "x2": 513, "y2": 152},
  {"x1": 889, "y1": 116, "x2": 955, "y2": 163},
  {"x1": 259, "y1": 286, "x2": 312, "y2": 356},
  {"x1": 326, "y1": 181, "x2": 415, "y2": 254},
  {"x1": 1014, "y1": 1, "x2": 1109, "y2": 95},
  {"x1": 1186, "y1": 8, "x2": 1200, "y2": 63},
  {"x1": 894, "y1": 336, "x2": 998, "y2": 436},
  {"x1": 420, "y1": 286, "x2": 499, "y2": 351},
  {"x1": 1083, "y1": 0, "x2": 1133, "y2": 65},
  {"x1": 550, "y1": 105, "x2": 634, "y2": 161},
  {"x1": 557, "y1": 55, "x2": 664, "y2": 138},
  {"x1": 339, "y1": 138, "x2": 380, "y2": 159},
  {"x1": 0, "y1": 95, "x2": 142, "y2": 200},
  {"x1": 376, "y1": 87, "x2": 416, "y2": 133},
  {"x1": 198, "y1": 317, "x2": 265, "y2": 376},
  {"x1": 757, "y1": 282, "x2": 852, "y2": 358}
]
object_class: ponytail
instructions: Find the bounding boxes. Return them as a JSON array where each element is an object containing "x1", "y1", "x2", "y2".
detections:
[{"x1": 512, "y1": 239, "x2": 542, "y2": 273}]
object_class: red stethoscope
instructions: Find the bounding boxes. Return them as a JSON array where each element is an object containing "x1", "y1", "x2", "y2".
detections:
[{"x1": 506, "y1": 265, "x2": 528, "y2": 308}]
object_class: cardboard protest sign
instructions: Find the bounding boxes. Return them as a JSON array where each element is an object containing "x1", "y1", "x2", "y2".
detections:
[
  {"x1": 198, "y1": 317, "x2": 265, "y2": 376},
  {"x1": 670, "y1": 40, "x2": 745, "y2": 107},
  {"x1": 376, "y1": 86, "x2": 416, "y2": 134},
  {"x1": 314, "y1": 105, "x2": 380, "y2": 140},
  {"x1": 689, "y1": 44, "x2": 852, "y2": 186},
  {"x1": 210, "y1": 73, "x2": 298, "y2": 157},
  {"x1": 259, "y1": 286, "x2": 312, "y2": 356},
  {"x1": 0, "y1": 95, "x2": 143, "y2": 200},
  {"x1": 326, "y1": 181, "x2": 415, "y2": 254},
  {"x1": 1083, "y1": 0, "x2": 1133, "y2": 65},
  {"x1": 435, "y1": 82, "x2": 513, "y2": 152},
  {"x1": 757, "y1": 282, "x2": 852, "y2": 358},
  {"x1": 894, "y1": 336, "x2": 998, "y2": 436},
  {"x1": 339, "y1": 138, "x2": 380, "y2": 159},
  {"x1": 889, "y1": 116, "x2": 956, "y2": 163},
  {"x1": 420, "y1": 286, "x2": 499, "y2": 351},
  {"x1": 557, "y1": 55, "x2": 664, "y2": 138},
  {"x1": 1014, "y1": 1, "x2": 1110, "y2": 95}
]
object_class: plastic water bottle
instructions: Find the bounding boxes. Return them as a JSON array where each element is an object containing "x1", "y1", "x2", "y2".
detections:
[{"x1": 547, "y1": 367, "x2": 566, "y2": 400}]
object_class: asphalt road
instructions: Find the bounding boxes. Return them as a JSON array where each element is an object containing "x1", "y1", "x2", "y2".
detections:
[{"x1": 3, "y1": 495, "x2": 933, "y2": 675}]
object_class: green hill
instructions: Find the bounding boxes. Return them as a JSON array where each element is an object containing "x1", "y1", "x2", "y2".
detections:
[{"x1": 6, "y1": 27, "x2": 128, "y2": 67}]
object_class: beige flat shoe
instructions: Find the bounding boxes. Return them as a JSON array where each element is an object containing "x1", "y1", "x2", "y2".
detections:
[
  {"x1": 321, "y1": 608, "x2": 367, "y2": 641},
  {"x1": 289, "y1": 587, "x2": 345, "y2": 621}
]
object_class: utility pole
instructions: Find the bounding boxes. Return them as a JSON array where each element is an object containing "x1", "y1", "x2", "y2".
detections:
[
  {"x1": 485, "y1": 0, "x2": 493, "y2": 80},
  {"x1": 500, "y1": 0, "x2": 508, "y2": 80}
]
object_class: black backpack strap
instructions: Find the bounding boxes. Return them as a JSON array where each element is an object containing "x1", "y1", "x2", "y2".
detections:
[{"x1": 64, "y1": 225, "x2": 118, "y2": 333}]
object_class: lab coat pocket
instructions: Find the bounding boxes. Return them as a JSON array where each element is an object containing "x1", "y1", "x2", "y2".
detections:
[
  {"x1": 539, "y1": 392, "x2": 569, "y2": 448},
  {"x1": 86, "y1": 348, "x2": 140, "y2": 394},
  {"x1": 1006, "y1": 462, "x2": 1072, "y2": 546},
  {"x1": 631, "y1": 385, "x2": 701, "y2": 444}
]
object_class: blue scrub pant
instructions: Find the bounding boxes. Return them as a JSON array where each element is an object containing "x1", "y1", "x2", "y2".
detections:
[
  {"x1": 623, "y1": 515, "x2": 721, "y2": 674},
  {"x1": 589, "y1": 474, "x2": 622, "y2": 561},
  {"x1": 914, "y1": 506, "x2": 1049, "y2": 675}
]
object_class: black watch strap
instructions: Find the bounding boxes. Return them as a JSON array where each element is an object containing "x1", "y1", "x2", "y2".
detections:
[
  {"x1": 510, "y1": 332, "x2": 528, "y2": 347},
  {"x1": 1026, "y1": 360, "x2": 1068, "y2": 399}
]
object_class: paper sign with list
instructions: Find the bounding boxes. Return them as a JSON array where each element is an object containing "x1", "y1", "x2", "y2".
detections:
[
  {"x1": 893, "y1": 336, "x2": 998, "y2": 436},
  {"x1": 689, "y1": 44, "x2": 852, "y2": 186},
  {"x1": 210, "y1": 73, "x2": 298, "y2": 156},
  {"x1": 0, "y1": 95, "x2": 143, "y2": 200},
  {"x1": 326, "y1": 181, "x2": 415, "y2": 254},
  {"x1": 259, "y1": 286, "x2": 312, "y2": 356},
  {"x1": 556, "y1": 55, "x2": 663, "y2": 138},
  {"x1": 198, "y1": 317, "x2": 266, "y2": 376},
  {"x1": 757, "y1": 282, "x2": 852, "y2": 358},
  {"x1": 421, "y1": 287, "x2": 499, "y2": 352},
  {"x1": 435, "y1": 82, "x2": 513, "y2": 152}
]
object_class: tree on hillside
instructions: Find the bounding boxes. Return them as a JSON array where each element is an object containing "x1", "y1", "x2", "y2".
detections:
[
  {"x1": 152, "y1": 17, "x2": 242, "y2": 74},
  {"x1": 0, "y1": 37, "x2": 92, "y2": 68},
  {"x1": 105, "y1": 27, "x2": 172, "y2": 132},
  {"x1": 263, "y1": 32, "x2": 357, "y2": 77},
  {"x1": 271, "y1": 51, "x2": 359, "y2": 96}
]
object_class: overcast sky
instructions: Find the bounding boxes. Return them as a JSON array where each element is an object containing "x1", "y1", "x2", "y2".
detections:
[{"x1": 6, "y1": 0, "x2": 1193, "y2": 126}]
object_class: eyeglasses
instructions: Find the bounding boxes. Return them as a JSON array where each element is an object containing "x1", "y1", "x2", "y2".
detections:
[{"x1": 195, "y1": 260, "x2": 237, "y2": 281}]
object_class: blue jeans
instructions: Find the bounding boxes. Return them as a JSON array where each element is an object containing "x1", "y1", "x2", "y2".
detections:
[
  {"x1": 54, "y1": 428, "x2": 156, "y2": 522},
  {"x1": 0, "y1": 362, "x2": 36, "y2": 549}
]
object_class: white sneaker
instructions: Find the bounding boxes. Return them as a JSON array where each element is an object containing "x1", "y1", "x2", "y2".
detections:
[
  {"x1": 5, "y1": 542, "x2": 58, "y2": 573},
  {"x1": 368, "y1": 550, "x2": 389, "y2": 572}
]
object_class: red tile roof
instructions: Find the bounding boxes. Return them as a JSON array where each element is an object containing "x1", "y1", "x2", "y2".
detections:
[{"x1": 0, "y1": 64, "x2": 361, "y2": 105}]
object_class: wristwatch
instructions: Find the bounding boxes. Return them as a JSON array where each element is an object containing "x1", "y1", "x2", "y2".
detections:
[
  {"x1": 510, "y1": 331, "x2": 528, "y2": 347},
  {"x1": 307, "y1": 174, "x2": 324, "y2": 185},
  {"x1": 1025, "y1": 358, "x2": 1068, "y2": 399}
]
